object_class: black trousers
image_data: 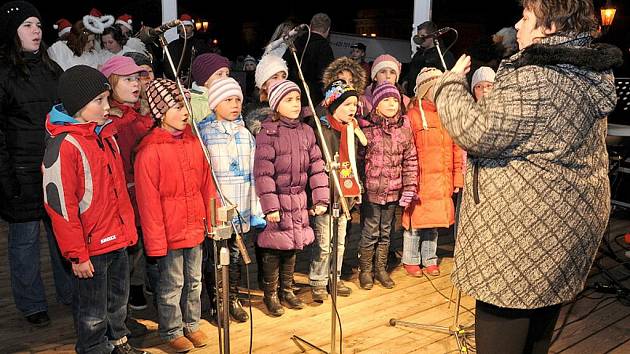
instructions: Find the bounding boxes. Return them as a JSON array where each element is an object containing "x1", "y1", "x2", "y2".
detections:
[{"x1": 475, "y1": 300, "x2": 562, "y2": 354}]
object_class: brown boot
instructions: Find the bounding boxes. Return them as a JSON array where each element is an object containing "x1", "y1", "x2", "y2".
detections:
[
  {"x1": 185, "y1": 329, "x2": 209, "y2": 348},
  {"x1": 167, "y1": 336, "x2": 195, "y2": 353}
]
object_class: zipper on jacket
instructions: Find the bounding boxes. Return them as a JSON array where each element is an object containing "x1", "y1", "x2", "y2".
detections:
[
  {"x1": 473, "y1": 160, "x2": 480, "y2": 205},
  {"x1": 87, "y1": 233, "x2": 92, "y2": 244},
  {"x1": 96, "y1": 137, "x2": 105, "y2": 151}
]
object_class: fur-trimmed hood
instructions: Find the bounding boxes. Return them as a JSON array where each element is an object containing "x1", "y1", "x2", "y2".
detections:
[
  {"x1": 512, "y1": 34, "x2": 623, "y2": 72},
  {"x1": 322, "y1": 56, "x2": 368, "y2": 94}
]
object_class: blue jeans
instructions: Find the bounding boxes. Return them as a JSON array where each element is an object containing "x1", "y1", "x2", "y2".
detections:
[
  {"x1": 402, "y1": 228, "x2": 438, "y2": 267},
  {"x1": 157, "y1": 244, "x2": 203, "y2": 341},
  {"x1": 309, "y1": 214, "x2": 348, "y2": 287},
  {"x1": 8, "y1": 219, "x2": 73, "y2": 316},
  {"x1": 72, "y1": 248, "x2": 130, "y2": 354}
]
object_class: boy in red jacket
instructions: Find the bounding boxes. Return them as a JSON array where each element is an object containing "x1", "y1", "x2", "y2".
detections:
[
  {"x1": 135, "y1": 78, "x2": 219, "y2": 353},
  {"x1": 42, "y1": 65, "x2": 145, "y2": 354}
]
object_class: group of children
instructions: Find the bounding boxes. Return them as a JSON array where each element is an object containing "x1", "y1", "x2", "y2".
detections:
[{"x1": 41, "y1": 47, "x2": 495, "y2": 352}]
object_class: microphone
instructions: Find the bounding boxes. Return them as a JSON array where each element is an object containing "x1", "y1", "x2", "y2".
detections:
[
  {"x1": 413, "y1": 27, "x2": 452, "y2": 45},
  {"x1": 137, "y1": 19, "x2": 182, "y2": 40},
  {"x1": 153, "y1": 19, "x2": 181, "y2": 35},
  {"x1": 265, "y1": 24, "x2": 308, "y2": 51}
]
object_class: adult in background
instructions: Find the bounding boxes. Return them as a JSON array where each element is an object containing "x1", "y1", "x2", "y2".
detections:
[
  {"x1": 405, "y1": 21, "x2": 455, "y2": 97},
  {"x1": 163, "y1": 14, "x2": 210, "y2": 86},
  {"x1": 0, "y1": 0, "x2": 72, "y2": 327},
  {"x1": 434, "y1": 0, "x2": 623, "y2": 352},
  {"x1": 349, "y1": 42, "x2": 371, "y2": 75},
  {"x1": 285, "y1": 13, "x2": 334, "y2": 109}
]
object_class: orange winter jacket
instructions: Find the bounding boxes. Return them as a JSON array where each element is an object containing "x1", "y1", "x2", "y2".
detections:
[{"x1": 402, "y1": 99, "x2": 464, "y2": 230}]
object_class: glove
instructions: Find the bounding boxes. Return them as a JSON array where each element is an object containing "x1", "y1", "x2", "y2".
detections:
[
  {"x1": 399, "y1": 191, "x2": 416, "y2": 208},
  {"x1": 250, "y1": 215, "x2": 267, "y2": 229}
]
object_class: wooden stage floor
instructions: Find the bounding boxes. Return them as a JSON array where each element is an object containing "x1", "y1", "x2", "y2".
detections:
[{"x1": 1, "y1": 212, "x2": 629, "y2": 353}]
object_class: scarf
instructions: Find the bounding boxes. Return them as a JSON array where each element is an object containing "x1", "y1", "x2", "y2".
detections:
[{"x1": 328, "y1": 115, "x2": 362, "y2": 197}]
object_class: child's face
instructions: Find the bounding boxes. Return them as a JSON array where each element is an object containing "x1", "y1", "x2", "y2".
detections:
[
  {"x1": 376, "y1": 97, "x2": 400, "y2": 119},
  {"x1": 277, "y1": 91, "x2": 301, "y2": 120},
  {"x1": 473, "y1": 81, "x2": 494, "y2": 101},
  {"x1": 76, "y1": 91, "x2": 110, "y2": 125},
  {"x1": 113, "y1": 74, "x2": 141, "y2": 104},
  {"x1": 101, "y1": 33, "x2": 122, "y2": 54},
  {"x1": 337, "y1": 70, "x2": 353, "y2": 85},
  {"x1": 332, "y1": 96, "x2": 358, "y2": 124},
  {"x1": 204, "y1": 68, "x2": 230, "y2": 89},
  {"x1": 376, "y1": 68, "x2": 398, "y2": 85},
  {"x1": 262, "y1": 71, "x2": 287, "y2": 91},
  {"x1": 139, "y1": 65, "x2": 154, "y2": 92},
  {"x1": 214, "y1": 96, "x2": 242, "y2": 121},
  {"x1": 161, "y1": 103, "x2": 190, "y2": 132},
  {"x1": 244, "y1": 62, "x2": 256, "y2": 72}
]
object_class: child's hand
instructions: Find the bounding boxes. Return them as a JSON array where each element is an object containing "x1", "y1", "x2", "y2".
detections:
[
  {"x1": 266, "y1": 211, "x2": 280, "y2": 223},
  {"x1": 313, "y1": 204, "x2": 327, "y2": 216},
  {"x1": 454, "y1": 188, "x2": 460, "y2": 193},
  {"x1": 72, "y1": 259, "x2": 94, "y2": 278},
  {"x1": 399, "y1": 191, "x2": 416, "y2": 208}
]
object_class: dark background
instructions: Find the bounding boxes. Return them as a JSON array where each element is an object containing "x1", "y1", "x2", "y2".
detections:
[{"x1": 24, "y1": 0, "x2": 630, "y2": 74}]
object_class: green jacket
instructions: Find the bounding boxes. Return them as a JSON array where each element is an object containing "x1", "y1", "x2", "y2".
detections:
[{"x1": 190, "y1": 85, "x2": 211, "y2": 125}]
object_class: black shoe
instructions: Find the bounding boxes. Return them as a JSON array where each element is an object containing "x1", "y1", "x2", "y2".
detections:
[
  {"x1": 129, "y1": 285, "x2": 148, "y2": 311},
  {"x1": 112, "y1": 342, "x2": 148, "y2": 354},
  {"x1": 26, "y1": 311, "x2": 50, "y2": 328},
  {"x1": 311, "y1": 285, "x2": 328, "y2": 302},
  {"x1": 229, "y1": 297, "x2": 249, "y2": 323},
  {"x1": 126, "y1": 317, "x2": 149, "y2": 338},
  {"x1": 336, "y1": 281, "x2": 352, "y2": 297}
]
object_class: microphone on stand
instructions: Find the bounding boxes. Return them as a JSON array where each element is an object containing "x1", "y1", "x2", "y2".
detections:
[
  {"x1": 413, "y1": 27, "x2": 452, "y2": 45},
  {"x1": 265, "y1": 24, "x2": 309, "y2": 52},
  {"x1": 136, "y1": 19, "x2": 182, "y2": 41}
]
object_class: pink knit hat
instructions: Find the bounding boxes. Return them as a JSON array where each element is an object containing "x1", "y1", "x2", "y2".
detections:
[
  {"x1": 207, "y1": 78, "x2": 243, "y2": 110},
  {"x1": 370, "y1": 54, "x2": 402, "y2": 82},
  {"x1": 100, "y1": 56, "x2": 147, "y2": 79},
  {"x1": 371, "y1": 82, "x2": 400, "y2": 112},
  {"x1": 268, "y1": 80, "x2": 300, "y2": 112}
]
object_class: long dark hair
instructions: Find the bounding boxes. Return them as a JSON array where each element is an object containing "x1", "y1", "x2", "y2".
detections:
[{"x1": 0, "y1": 31, "x2": 59, "y2": 79}]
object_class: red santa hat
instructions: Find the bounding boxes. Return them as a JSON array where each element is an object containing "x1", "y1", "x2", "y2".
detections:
[
  {"x1": 116, "y1": 14, "x2": 133, "y2": 31},
  {"x1": 83, "y1": 7, "x2": 114, "y2": 34},
  {"x1": 53, "y1": 18, "x2": 72, "y2": 38},
  {"x1": 179, "y1": 14, "x2": 193, "y2": 27}
]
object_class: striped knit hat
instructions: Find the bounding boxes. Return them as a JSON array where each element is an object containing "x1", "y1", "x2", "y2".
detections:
[
  {"x1": 268, "y1": 80, "x2": 300, "y2": 112},
  {"x1": 371, "y1": 82, "x2": 401, "y2": 112},
  {"x1": 370, "y1": 54, "x2": 402, "y2": 82},
  {"x1": 146, "y1": 78, "x2": 189, "y2": 121},
  {"x1": 414, "y1": 67, "x2": 443, "y2": 99},
  {"x1": 323, "y1": 80, "x2": 358, "y2": 114},
  {"x1": 207, "y1": 77, "x2": 243, "y2": 110}
]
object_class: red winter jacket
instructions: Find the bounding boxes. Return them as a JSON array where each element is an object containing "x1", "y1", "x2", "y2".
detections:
[
  {"x1": 108, "y1": 99, "x2": 153, "y2": 222},
  {"x1": 134, "y1": 126, "x2": 219, "y2": 257},
  {"x1": 42, "y1": 105, "x2": 138, "y2": 264}
]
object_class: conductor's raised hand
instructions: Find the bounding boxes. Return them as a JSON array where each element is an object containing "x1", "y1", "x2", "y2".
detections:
[{"x1": 451, "y1": 54, "x2": 471, "y2": 76}]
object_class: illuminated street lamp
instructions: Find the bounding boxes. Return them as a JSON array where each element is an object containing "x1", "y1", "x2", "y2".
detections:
[{"x1": 600, "y1": 1, "x2": 616, "y2": 28}]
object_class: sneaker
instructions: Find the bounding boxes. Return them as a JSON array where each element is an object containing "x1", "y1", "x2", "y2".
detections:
[
  {"x1": 167, "y1": 336, "x2": 195, "y2": 353},
  {"x1": 311, "y1": 285, "x2": 328, "y2": 302},
  {"x1": 26, "y1": 311, "x2": 50, "y2": 328},
  {"x1": 336, "y1": 281, "x2": 352, "y2": 297},
  {"x1": 424, "y1": 265, "x2": 440, "y2": 276},
  {"x1": 185, "y1": 329, "x2": 209, "y2": 348},
  {"x1": 112, "y1": 342, "x2": 148, "y2": 354},
  {"x1": 129, "y1": 285, "x2": 148, "y2": 311},
  {"x1": 403, "y1": 264, "x2": 423, "y2": 277}
]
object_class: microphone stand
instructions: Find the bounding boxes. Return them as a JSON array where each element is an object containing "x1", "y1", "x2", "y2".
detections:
[
  {"x1": 284, "y1": 30, "x2": 350, "y2": 354},
  {"x1": 388, "y1": 33, "x2": 475, "y2": 352},
  {"x1": 158, "y1": 27, "x2": 253, "y2": 354}
]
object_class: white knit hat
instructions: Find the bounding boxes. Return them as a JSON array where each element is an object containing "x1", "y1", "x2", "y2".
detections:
[
  {"x1": 255, "y1": 54, "x2": 288, "y2": 89},
  {"x1": 370, "y1": 54, "x2": 402, "y2": 82},
  {"x1": 414, "y1": 67, "x2": 443, "y2": 99},
  {"x1": 207, "y1": 78, "x2": 244, "y2": 111},
  {"x1": 471, "y1": 66, "x2": 496, "y2": 92}
]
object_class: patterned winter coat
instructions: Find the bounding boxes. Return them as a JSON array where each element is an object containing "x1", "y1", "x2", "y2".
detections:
[
  {"x1": 402, "y1": 99, "x2": 464, "y2": 230},
  {"x1": 254, "y1": 116, "x2": 329, "y2": 250},
  {"x1": 434, "y1": 33, "x2": 622, "y2": 309},
  {"x1": 360, "y1": 112, "x2": 418, "y2": 205},
  {"x1": 198, "y1": 115, "x2": 265, "y2": 233}
]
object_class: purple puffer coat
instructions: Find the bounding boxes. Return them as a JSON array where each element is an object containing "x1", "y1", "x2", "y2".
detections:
[
  {"x1": 254, "y1": 117, "x2": 329, "y2": 250},
  {"x1": 360, "y1": 113, "x2": 418, "y2": 205}
]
